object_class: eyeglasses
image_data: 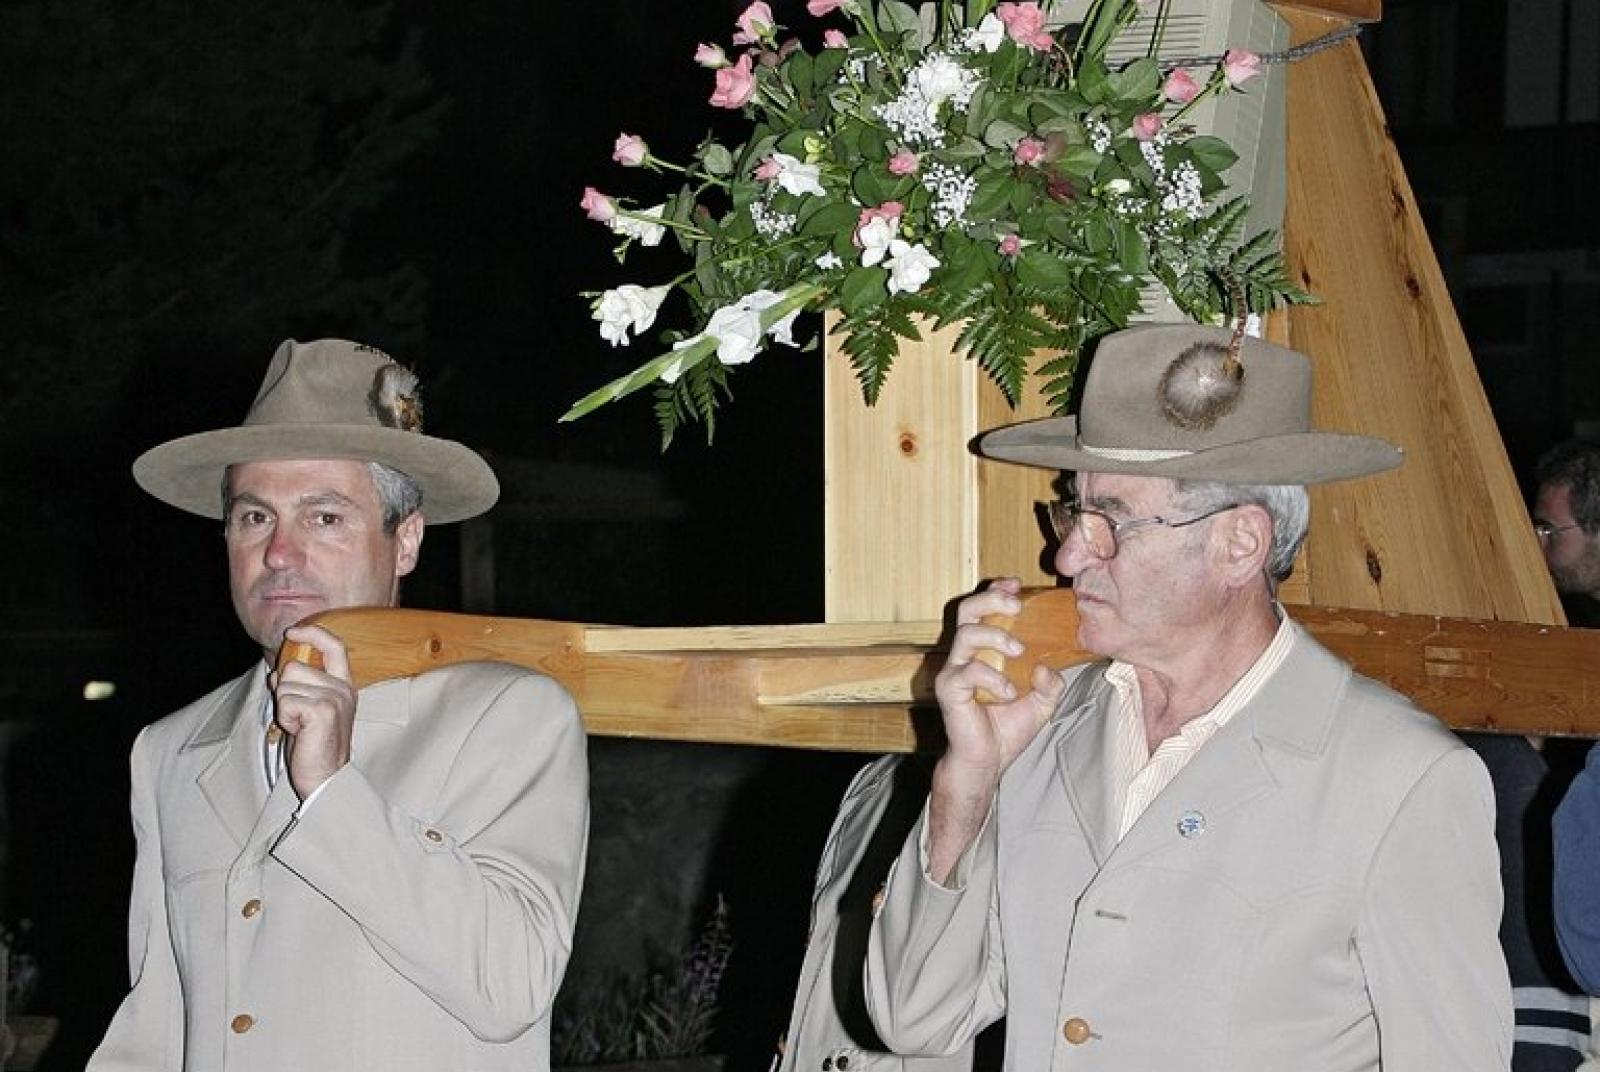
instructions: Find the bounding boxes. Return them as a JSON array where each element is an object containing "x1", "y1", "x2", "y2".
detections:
[
  {"x1": 1044, "y1": 498, "x2": 1242, "y2": 560},
  {"x1": 1534, "y1": 520, "x2": 1580, "y2": 541}
]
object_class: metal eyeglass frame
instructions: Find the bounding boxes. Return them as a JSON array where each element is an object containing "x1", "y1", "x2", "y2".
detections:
[{"x1": 1043, "y1": 498, "x2": 1242, "y2": 560}]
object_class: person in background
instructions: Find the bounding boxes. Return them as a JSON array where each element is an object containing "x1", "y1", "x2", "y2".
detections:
[{"x1": 1545, "y1": 440, "x2": 1600, "y2": 1067}]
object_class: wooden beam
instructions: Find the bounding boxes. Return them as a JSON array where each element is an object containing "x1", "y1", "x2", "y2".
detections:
[{"x1": 285, "y1": 594, "x2": 1600, "y2": 752}]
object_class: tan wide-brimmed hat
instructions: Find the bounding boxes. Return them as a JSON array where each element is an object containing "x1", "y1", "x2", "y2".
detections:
[
  {"x1": 133, "y1": 338, "x2": 499, "y2": 523},
  {"x1": 979, "y1": 324, "x2": 1402, "y2": 484}
]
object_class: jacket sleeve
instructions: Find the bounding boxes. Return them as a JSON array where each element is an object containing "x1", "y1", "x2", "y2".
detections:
[
  {"x1": 86, "y1": 727, "x2": 185, "y2": 1071},
  {"x1": 269, "y1": 670, "x2": 589, "y2": 1042},
  {"x1": 1555, "y1": 741, "x2": 1600, "y2": 995},
  {"x1": 1355, "y1": 745, "x2": 1513, "y2": 1070},
  {"x1": 864, "y1": 803, "x2": 1006, "y2": 1056}
]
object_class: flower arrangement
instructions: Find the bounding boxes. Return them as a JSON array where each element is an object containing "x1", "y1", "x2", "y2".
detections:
[{"x1": 567, "y1": 0, "x2": 1309, "y2": 445}]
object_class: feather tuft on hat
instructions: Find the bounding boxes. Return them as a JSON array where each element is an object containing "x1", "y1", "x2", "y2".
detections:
[{"x1": 371, "y1": 363, "x2": 424, "y2": 432}]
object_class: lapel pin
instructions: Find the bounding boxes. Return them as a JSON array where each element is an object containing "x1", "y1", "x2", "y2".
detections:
[{"x1": 1176, "y1": 810, "x2": 1206, "y2": 839}]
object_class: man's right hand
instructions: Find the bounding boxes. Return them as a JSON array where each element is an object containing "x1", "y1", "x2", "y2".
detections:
[{"x1": 926, "y1": 578, "x2": 1065, "y2": 884}]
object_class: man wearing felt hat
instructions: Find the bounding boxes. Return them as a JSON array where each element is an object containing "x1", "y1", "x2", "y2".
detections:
[
  {"x1": 865, "y1": 324, "x2": 1512, "y2": 1070},
  {"x1": 89, "y1": 339, "x2": 588, "y2": 1072}
]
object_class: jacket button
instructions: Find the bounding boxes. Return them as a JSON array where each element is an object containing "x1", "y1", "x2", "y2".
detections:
[
  {"x1": 231, "y1": 1013, "x2": 255, "y2": 1034},
  {"x1": 1062, "y1": 1017, "x2": 1092, "y2": 1044},
  {"x1": 241, "y1": 898, "x2": 262, "y2": 919},
  {"x1": 424, "y1": 828, "x2": 444, "y2": 843}
]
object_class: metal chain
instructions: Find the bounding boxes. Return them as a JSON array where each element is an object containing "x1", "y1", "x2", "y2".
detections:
[{"x1": 1162, "y1": 23, "x2": 1363, "y2": 69}]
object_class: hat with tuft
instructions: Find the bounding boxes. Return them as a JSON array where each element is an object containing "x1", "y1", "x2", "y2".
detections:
[
  {"x1": 978, "y1": 324, "x2": 1402, "y2": 485},
  {"x1": 133, "y1": 338, "x2": 499, "y2": 523}
]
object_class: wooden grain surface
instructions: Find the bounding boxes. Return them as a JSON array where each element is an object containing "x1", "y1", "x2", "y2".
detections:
[
  {"x1": 282, "y1": 596, "x2": 1600, "y2": 753},
  {"x1": 1278, "y1": 9, "x2": 1563, "y2": 625}
]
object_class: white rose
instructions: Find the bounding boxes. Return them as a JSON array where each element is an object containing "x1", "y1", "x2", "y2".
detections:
[
  {"x1": 857, "y1": 215, "x2": 898, "y2": 267},
  {"x1": 593, "y1": 284, "x2": 671, "y2": 347},
  {"x1": 704, "y1": 301, "x2": 766, "y2": 367},
  {"x1": 972, "y1": 13, "x2": 1005, "y2": 53},
  {"x1": 815, "y1": 251, "x2": 844, "y2": 270},
  {"x1": 884, "y1": 240, "x2": 940, "y2": 295},
  {"x1": 611, "y1": 203, "x2": 667, "y2": 247},
  {"x1": 770, "y1": 152, "x2": 826, "y2": 198},
  {"x1": 914, "y1": 54, "x2": 969, "y2": 108}
]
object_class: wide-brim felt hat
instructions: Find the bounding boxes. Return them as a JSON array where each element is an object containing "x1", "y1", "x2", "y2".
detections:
[
  {"x1": 979, "y1": 324, "x2": 1402, "y2": 484},
  {"x1": 133, "y1": 338, "x2": 499, "y2": 523}
]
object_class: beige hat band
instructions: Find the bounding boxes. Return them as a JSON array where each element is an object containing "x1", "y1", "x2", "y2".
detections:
[{"x1": 1080, "y1": 444, "x2": 1194, "y2": 462}]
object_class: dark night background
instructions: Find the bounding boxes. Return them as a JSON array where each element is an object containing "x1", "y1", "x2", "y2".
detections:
[{"x1": 0, "y1": 0, "x2": 1594, "y2": 1068}]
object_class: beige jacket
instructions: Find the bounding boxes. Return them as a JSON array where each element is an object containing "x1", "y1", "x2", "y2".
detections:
[
  {"x1": 867, "y1": 624, "x2": 1512, "y2": 1071},
  {"x1": 89, "y1": 661, "x2": 589, "y2": 1072},
  {"x1": 779, "y1": 755, "x2": 973, "y2": 1072}
]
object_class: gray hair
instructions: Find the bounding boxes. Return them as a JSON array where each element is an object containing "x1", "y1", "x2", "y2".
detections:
[
  {"x1": 1535, "y1": 440, "x2": 1600, "y2": 534},
  {"x1": 1169, "y1": 478, "x2": 1310, "y2": 586},
  {"x1": 220, "y1": 460, "x2": 423, "y2": 535}
]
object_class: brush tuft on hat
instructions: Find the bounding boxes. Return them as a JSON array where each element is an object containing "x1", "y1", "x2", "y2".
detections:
[
  {"x1": 371, "y1": 364, "x2": 424, "y2": 433},
  {"x1": 1158, "y1": 339, "x2": 1244, "y2": 429}
]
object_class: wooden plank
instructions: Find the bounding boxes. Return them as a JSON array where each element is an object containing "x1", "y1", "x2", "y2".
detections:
[
  {"x1": 285, "y1": 598, "x2": 1600, "y2": 752},
  {"x1": 1270, "y1": 0, "x2": 1380, "y2": 21},
  {"x1": 823, "y1": 314, "x2": 978, "y2": 622},
  {"x1": 1278, "y1": 9, "x2": 1564, "y2": 625}
]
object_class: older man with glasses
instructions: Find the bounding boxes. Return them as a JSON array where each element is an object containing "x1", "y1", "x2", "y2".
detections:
[{"x1": 864, "y1": 324, "x2": 1512, "y2": 1071}]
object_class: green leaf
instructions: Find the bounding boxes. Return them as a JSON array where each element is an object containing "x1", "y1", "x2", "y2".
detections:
[
  {"x1": 1184, "y1": 135, "x2": 1239, "y2": 174},
  {"x1": 799, "y1": 199, "x2": 861, "y2": 239},
  {"x1": 1015, "y1": 249, "x2": 1075, "y2": 289},
  {"x1": 839, "y1": 265, "x2": 888, "y2": 315},
  {"x1": 1077, "y1": 61, "x2": 1114, "y2": 105},
  {"x1": 699, "y1": 142, "x2": 735, "y2": 176},
  {"x1": 1057, "y1": 145, "x2": 1102, "y2": 179},
  {"x1": 786, "y1": 50, "x2": 815, "y2": 97},
  {"x1": 968, "y1": 171, "x2": 1012, "y2": 219},
  {"x1": 1109, "y1": 58, "x2": 1161, "y2": 103},
  {"x1": 813, "y1": 47, "x2": 847, "y2": 86},
  {"x1": 981, "y1": 118, "x2": 1029, "y2": 149},
  {"x1": 561, "y1": 336, "x2": 718, "y2": 424},
  {"x1": 851, "y1": 163, "x2": 890, "y2": 206},
  {"x1": 881, "y1": 0, "x2": 923, "y2": 40}
]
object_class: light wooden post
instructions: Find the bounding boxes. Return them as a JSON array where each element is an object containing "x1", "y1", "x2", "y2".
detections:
[{"x1": 823, "y1": 317, "x2": 1056, "y2": 623}]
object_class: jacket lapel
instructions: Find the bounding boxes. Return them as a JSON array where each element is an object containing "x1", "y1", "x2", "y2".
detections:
[
  {"x1": 190, "y1": 664, "x2": 271, "y2": 849},
  {"x1": 1107, "y1": 623, "x2": 1347, "y2": 867},
  {"x1": 1054, "y1": 670, "x2": 1118, "y2": 866}
]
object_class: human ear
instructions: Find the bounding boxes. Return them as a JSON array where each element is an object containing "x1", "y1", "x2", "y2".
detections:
[
  {"x1": 1216, "y1": 504, "x2": 1272, "y2": 585},
  {"x1": 394, "y1": 512, "x2": 425, "y2": 578}
]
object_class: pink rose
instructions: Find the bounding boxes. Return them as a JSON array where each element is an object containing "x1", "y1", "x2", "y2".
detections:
[
  {"x1": 1162, "y1": 67, "x2": 1201, "y2": 104},
  {"x1": 612, "y1": 133, "x2": 649, "y2": 167},
  {"x1": 1132, "y1": 112, "x2": 1163, "y2": 141},
  {"x1": 823, "y1": 28, "x2": 849, "y2": 48},
  {"x1": 694, "y1": 42, "x2": 729, "y2": 68},
  {"x1": 732, "y1": 1, "x2": 775, "y2": 46},
  {"x1": 1013, "y1": 137, "x2": 1045, "y2": 166},
  {"x1": 807, "y1": 0, "x2": 845, "y2": 14},
  {"x1": 999, "y1": 234, "x2": 1022, "y2": 256},
  {"x1": 887, "y1": 150, "x2": 919, "y2": 176},
  {"x1": 1223, "y1": 49, "x2": 1263, "y2": 86},
  {"x1": 995, "y1": 2, "x2": 1054, "y2": 51},
  {"x1": 580, "y1": 186, "x2": 617, "y2": 223},
  {"x1": 709, "y1": 53, "x2": 757, "y2": 109},
  {"x1": 753, "y1": 156, "x2": 782, "y2": 182}
]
